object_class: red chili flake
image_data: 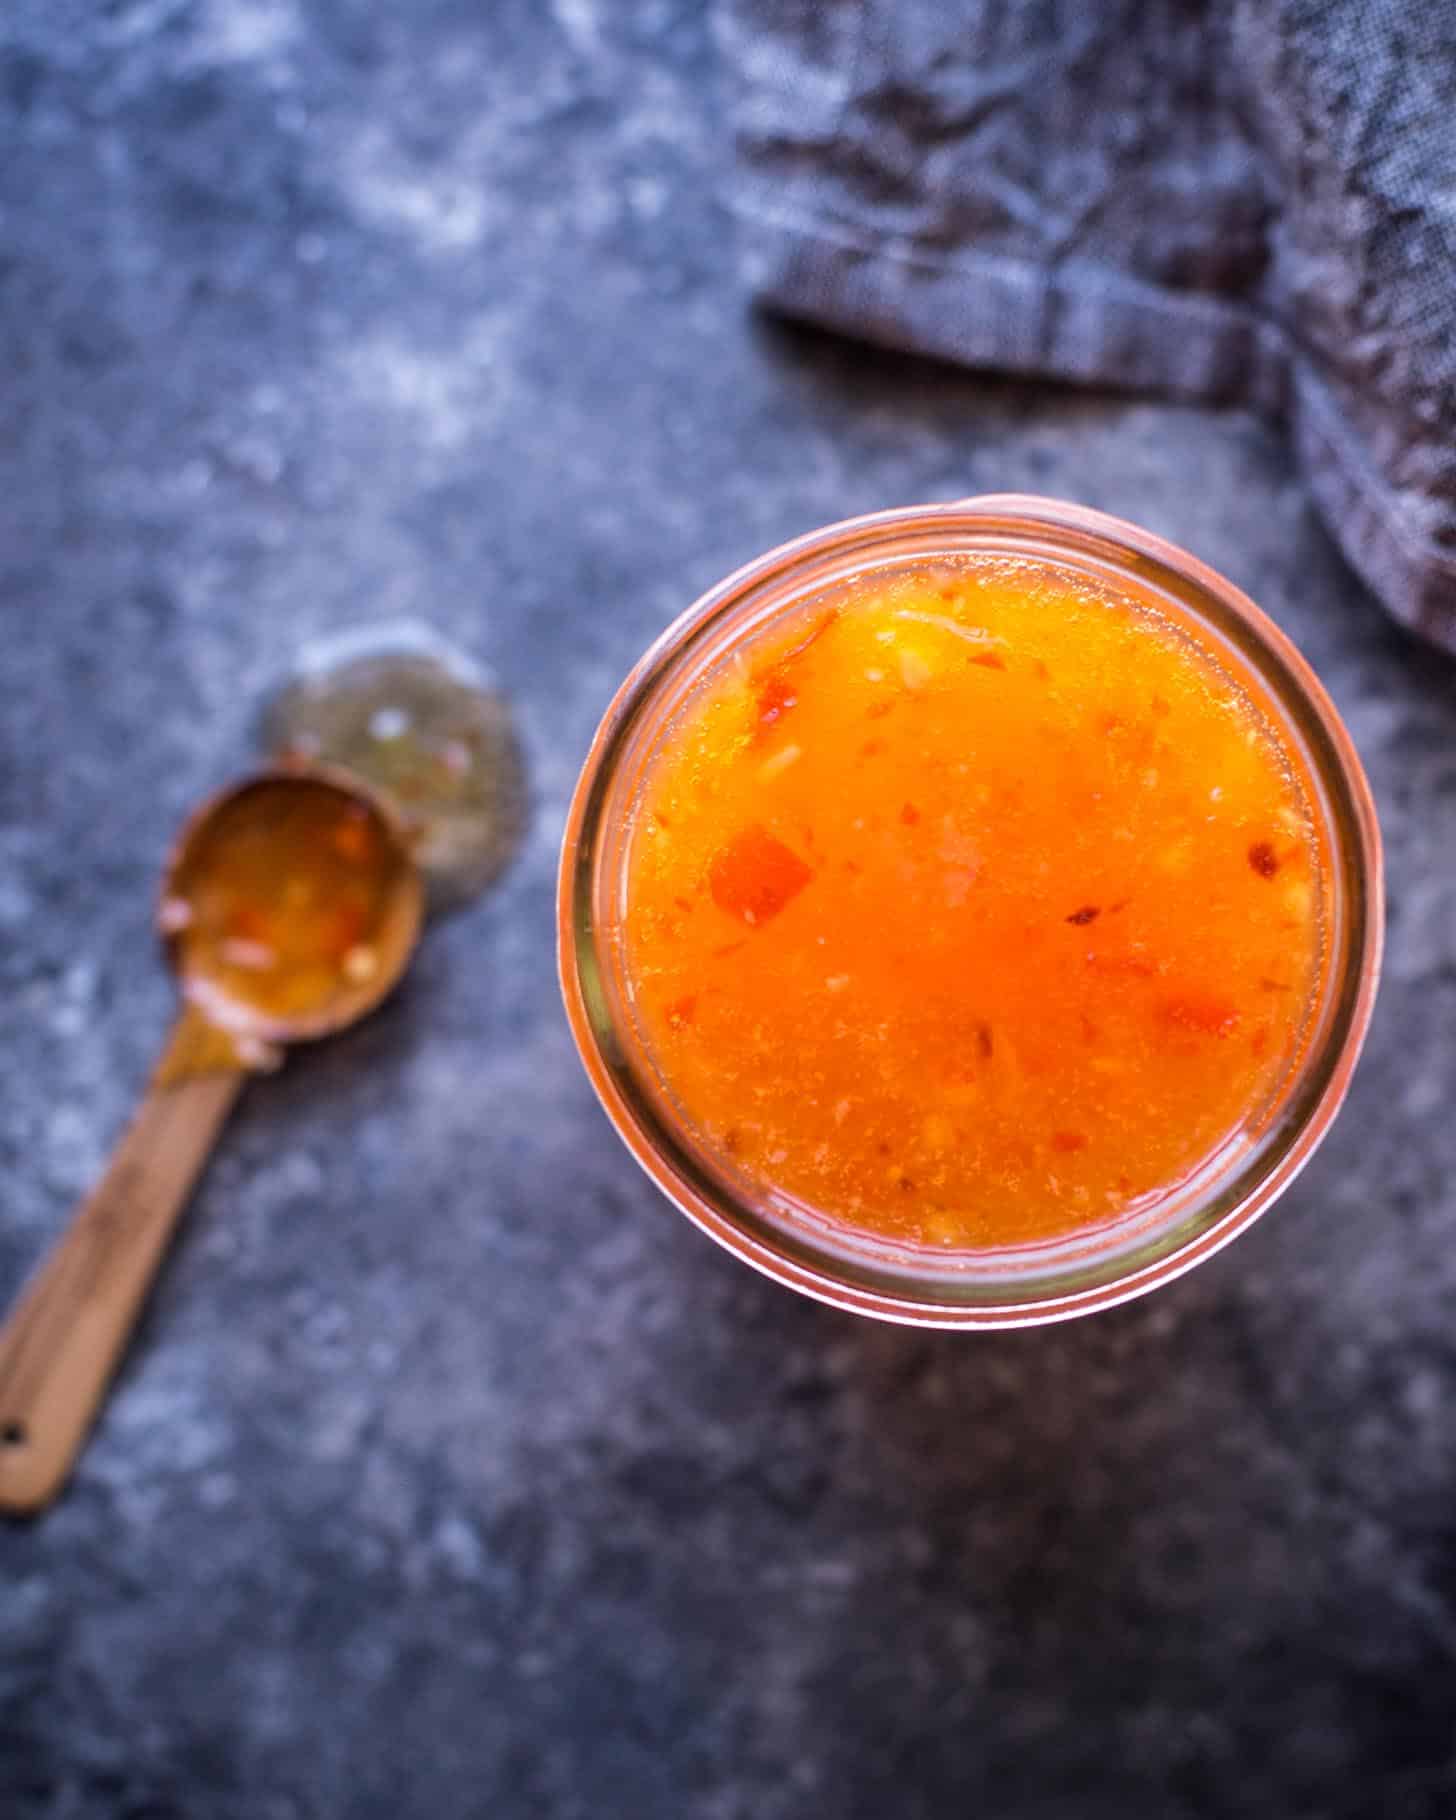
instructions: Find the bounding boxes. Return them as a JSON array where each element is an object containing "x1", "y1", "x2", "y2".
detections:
[
  {"x1": 1248, "y1": 841, "x2": 1279, "y2": 879},
  {"x1": 708, "y1": 825, "x2": 813, "y2": 925},
  {"x1": 1258, "y1": 977, "x2": 1289, "y2": 992},
  {"x1": 1052, "y1": 1130, "x2": 1088, "y2": 1153},
  {"x1": 1079, "y1": 1014, "x2": 1099, "y2": 1044},
  {"x1": 1117, "y1": 1174, "x2": 1132, "y2": 1196},
  {"x1": 900, "y1": 802, "x2": 921, "y2": 826},
  {"x1": 843, "y1": 859, "x2": 863, "y2": 876},
  {"x1": 1251, "y1": 1025, "x2": 1270, "y2": 1057},
  {"x1": 866, "y1": 699, "x2": 894, "y2": 721},
  {"x1": 1034, "y1": 660, "x2": 1050, "y2": 682},
  {"x1": 876, "y1": 1141, "x2": 892, "y2": 1157},
  {"x1": 971, "y1": 652, "x2": 1006, "y2": 671},
  {"x1": 1099, "y1": 712, "x2": 1124, "y2": 736},
  {"x1": 673, "y1": 896, "x2": 695, "y2": 914},
  {"x1": 1066, "y1": 905, "x2": 1101, "y2": 926},
  {"x1": 757, "y1": 673, "x2": 798, "y2": 731},
  {"x1": 976, "y1": 1022, "x2": 994, "y2": 1060},
  {"x1": 860, "y1": 738, "x2": 886, "y2": 758},
  {"x1": 898, "y1": 1176, "x2": 917, "y2": 1192},
  {"x1": 1107, "y1": 898, "x2": 1130, "y2": 915},
  {"x1": 712, "y1": 939, "x2": 748, "y2": 960},
  {"x1": 779, "y1": 607, "x2": 839, "y2": 666},
  {"x1": 751, "y1": 611, "x2": 839, "y2": 734},
  {"x1": 1161, "y1": 993, "x2": 1241, "y2": 1037},
  {"x1": 652, "y1": 810, "x2": 672, "y2": 829},
  {"x1": 666, "y1": 995, "x2": 697, "y2": 1029},
  {"x1": 1150, "y1": 695, "x2": 1171, "y2": 718},
  {"x1": 723, "y1": 1127, "x2": 741, "y2": 1155}
]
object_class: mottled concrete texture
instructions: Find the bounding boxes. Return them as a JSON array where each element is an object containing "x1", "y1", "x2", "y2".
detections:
[{"x1": 1, "y1": 5, "x2": 1454, "y2": 1818}]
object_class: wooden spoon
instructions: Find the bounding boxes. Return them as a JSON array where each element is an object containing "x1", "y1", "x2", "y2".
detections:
[{"x1": 0, "y1": 765, "x2": 423, "y2": 1515}]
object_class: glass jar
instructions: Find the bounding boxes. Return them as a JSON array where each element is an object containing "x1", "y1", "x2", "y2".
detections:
[{"x1": 558, "y1": 498, "x2": 1383, "y2": 1327}]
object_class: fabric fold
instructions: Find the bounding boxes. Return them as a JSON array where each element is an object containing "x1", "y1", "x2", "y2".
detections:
[{"x1": 719, "y1": 0, "x2": 1456, "y2": 649}]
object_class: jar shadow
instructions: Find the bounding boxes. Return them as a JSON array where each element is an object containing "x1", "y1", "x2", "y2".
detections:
[{"x1": 710, "y1": 1247, "x2": 1456, "y2": 1812}]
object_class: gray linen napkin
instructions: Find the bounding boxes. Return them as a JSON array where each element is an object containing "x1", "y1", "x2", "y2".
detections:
[{"x1": 718, "y1": 0, "x2": 1456, "y2": 650}]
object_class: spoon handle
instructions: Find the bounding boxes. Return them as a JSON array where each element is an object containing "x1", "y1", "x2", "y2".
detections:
[{"x1": 0, "y1": 1008, "x2": 252, "y2": 1515}]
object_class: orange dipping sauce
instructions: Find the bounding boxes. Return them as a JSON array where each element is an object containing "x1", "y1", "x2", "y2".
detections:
[
  {"x1": 620, "y1": 558, "x2": 1324, "y2": 1249},
  {"x1": 163, "y1": 780, "x2": 406, "y2": 1031}
]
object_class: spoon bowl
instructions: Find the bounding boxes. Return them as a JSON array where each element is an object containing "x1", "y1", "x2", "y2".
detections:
[{"x1": 160, "y1": 764, "x2": 424, "y2": 1046}]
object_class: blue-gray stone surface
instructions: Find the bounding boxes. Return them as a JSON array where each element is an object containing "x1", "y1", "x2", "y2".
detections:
[{"x1": 2, "y1": 5, "x2": 1454, "y2": 1817}]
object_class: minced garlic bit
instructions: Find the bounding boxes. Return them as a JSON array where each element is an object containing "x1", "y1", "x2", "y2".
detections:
[
  {"x1": 343, "y1": 944, "x2": 380, "y2": 983},
  {"x1": 220, "y1": 938, "x2": 276, "y2": 971},
  {"x1": 158, "y1": 897, "x2": 193, "y2": 933},
  {"x1": 893, "y1": 608, "x2": 999, "y2": 648},
  {"x1": 758, "y1": 744, "x2": 802, "y2": 782}
]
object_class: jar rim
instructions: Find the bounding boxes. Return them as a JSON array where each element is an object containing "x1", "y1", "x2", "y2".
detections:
[{"x1": 559, "y1": 496, "x2": 1384, "y2": 1327}]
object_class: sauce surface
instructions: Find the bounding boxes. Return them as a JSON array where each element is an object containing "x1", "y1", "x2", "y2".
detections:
[
  {"x1": 621, "y1": 558, "x2": 1324, "y2": 1248},
  {"x1": 165, "y1": 779, "x2": 408, "y2": 1031}
]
